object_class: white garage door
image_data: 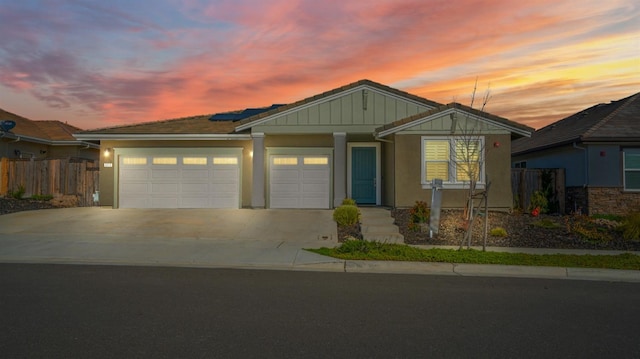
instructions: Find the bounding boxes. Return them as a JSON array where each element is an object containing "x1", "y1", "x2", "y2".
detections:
[
  {"x1": 119, "y1": 154, "x2": 240, "y2": 209},
  {"x1": 269, "y1": 155, "x2": 330, "y2": 209}
]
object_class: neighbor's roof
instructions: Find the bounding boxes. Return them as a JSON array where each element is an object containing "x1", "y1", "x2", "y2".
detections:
[
  {"x1": 235, "y1": 79, "x2": 443, "y2": 131},
  {"x1": 375, "y1": 102, "x2": 534, "y2": 138},
  {"x1": 512, "y1": 92, "x2": 640, "y2": 155},
  {"x1": 0, "y1": 108, "x2": 83, "y2": 141}
]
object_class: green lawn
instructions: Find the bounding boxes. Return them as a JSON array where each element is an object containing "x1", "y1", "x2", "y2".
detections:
[{"x1": 307, "y1": 240, "x2": 640, "y2": 270}]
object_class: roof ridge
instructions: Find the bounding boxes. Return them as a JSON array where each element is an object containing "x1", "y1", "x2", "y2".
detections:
[{"x1": 583, "y1": 93, "x2": 640, "y2": 138}]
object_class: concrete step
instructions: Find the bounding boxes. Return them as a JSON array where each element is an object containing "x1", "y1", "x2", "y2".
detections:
[
  {"x1": 362, "y1": 232, "x2": 405, "y2": 244},
  {"x1": 358, "y1": 207, "x2": 404, "y2": 244},
  {"x1": 361, "y1": 224, "x2": 400, "y2": 234}
]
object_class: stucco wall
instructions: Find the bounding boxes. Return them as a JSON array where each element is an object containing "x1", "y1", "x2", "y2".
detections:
[
  {"x1": 382, "y1": 140, "x2": 395, "y2": 207},
  {"x1": 394, "y1": 133, "x2": 513, "y2": 210},
  {"x1": 263, "y1": 134, "x2": 333, "y2": 147}
]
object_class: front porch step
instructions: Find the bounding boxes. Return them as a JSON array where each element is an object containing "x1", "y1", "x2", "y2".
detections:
[{"x1": 359, "y1": 207, "x2": 404, "y2": 244}]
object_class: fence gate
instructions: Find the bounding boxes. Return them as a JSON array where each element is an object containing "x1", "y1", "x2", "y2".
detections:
[{"x1": 511, "y1": 168, "x2": 565, "y2": 214}]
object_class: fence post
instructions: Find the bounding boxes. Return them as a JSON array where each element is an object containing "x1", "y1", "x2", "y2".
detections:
[{"x1": 0, "y1": 157, "x2": 7, "y2": 196}]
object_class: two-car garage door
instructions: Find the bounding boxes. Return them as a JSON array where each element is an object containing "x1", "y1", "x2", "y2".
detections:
[{"x1": 118, "y1": 151, "x2": 240, "y2": 209}]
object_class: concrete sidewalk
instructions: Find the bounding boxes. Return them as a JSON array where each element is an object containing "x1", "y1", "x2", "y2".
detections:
[{"x1": 0, "y1": 207, "x2": 639, "y2": 283}]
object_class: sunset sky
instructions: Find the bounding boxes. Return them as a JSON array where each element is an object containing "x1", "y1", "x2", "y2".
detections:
[{"x1": 0, "y1": 0, "x2": 638, "y2": 131}]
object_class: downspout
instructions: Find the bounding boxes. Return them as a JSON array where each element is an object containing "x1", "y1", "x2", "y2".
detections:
[
  {"x1": 573, "y1": 142, "x2": 588, "y2": 213},
  {"x1": 573, "y1": 142, "x2": 588, "y2": 187}
]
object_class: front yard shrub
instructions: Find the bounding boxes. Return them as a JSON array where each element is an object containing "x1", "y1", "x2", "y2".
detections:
[
  {"x1": 8, "y1": 185, "x2": 26, "y2": 200},
  {"x1": 333, "y1": 205, "x2": 360, "y2": 226},
  {"x1": 532, "y1": 218, "x2": 561, "y2": 229},
  {"x1": 620, "y1": 213, "x2": 640, "y2": 241},
  {"x1": 567, "y1": 214, "x2": 613, "y2": 242},
  {"x1": 408, "y1": 200, "x2": 430, "y2": 231},
  {"x1": 341, "y1": 198, "x2": 356, "y2": 206},
  {"x1": 489, "y1": 227, "x2": 507, "y2": 237},
  {"x1": 528, "y1": 190, "x2": 548, "y2": 214}
]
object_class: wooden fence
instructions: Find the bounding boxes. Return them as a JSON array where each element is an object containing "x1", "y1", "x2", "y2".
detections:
[
  {"x1": 511, "y1": 168, "x2": 565, "y2": 214},
  {"x1": 0, "y1": 158, "x2": 100, "y2": 207}
]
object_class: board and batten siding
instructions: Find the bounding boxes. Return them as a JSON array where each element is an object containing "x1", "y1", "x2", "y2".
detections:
[
  {"x1": 397, "y1": 113, "x2": 513, "y2": 134},
  {"x1": 253, "y1": 90, "x2": 432, "y2": 134}
]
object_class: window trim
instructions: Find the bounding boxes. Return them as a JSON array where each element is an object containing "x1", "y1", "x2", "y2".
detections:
[
  {"x1": 623, "y1": 149, "x2": 640, "y2": 192},
  {"x1": 421, "y1": 136, "x2": 485, "y2": 189}
]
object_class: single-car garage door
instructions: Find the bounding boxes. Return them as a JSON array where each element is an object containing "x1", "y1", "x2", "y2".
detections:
[
  {"x1": 269, "y1": 155, "x2": 330, "y2": 209},
  {"x1": 119, "y1": 154, "x2": 240, "y2": 208}
]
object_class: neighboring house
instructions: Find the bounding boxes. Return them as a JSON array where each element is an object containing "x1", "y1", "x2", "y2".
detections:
[
  {"x1": 512, "y1": 92, "x2": 640, "y2": 215},
  {"x1": 0, "y1": 108, "x2": 99, "y2": 160},
  {"x1": 75, "y1": 79, "x2": 532, "y2": 210}
]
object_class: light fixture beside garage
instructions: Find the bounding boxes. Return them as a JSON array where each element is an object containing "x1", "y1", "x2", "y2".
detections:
[{"x1": 103, "y1": 148, "x2": 112, "y2": 158}]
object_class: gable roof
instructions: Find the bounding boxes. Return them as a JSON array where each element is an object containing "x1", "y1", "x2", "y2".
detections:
[
  {"x1": 234, "y1": 79, "x2": 442, "y2": 132},
  {"x1": 375, "y1": 102, "x2": 533, "y2": 138},
  {"x1": 0, "y1": 108, "x2": 94, "y2": 145},
  {"x1": 75, "y1": 114, "x2": 249, "y2": 141},
  {"x1": 512, "y1": 92, "x2": 640, "y2": 155}
]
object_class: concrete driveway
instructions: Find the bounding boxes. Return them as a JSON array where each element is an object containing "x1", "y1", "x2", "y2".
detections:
[{"x1": 0, "y1": 207, "x2": 342, "y2": 269}]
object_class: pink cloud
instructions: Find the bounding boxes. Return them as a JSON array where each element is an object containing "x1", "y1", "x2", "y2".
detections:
[{"x1": 0, "y1": 0, "x2": 638, "y2": 131}]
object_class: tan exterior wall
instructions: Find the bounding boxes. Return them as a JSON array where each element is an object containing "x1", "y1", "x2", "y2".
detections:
[
  {"x1": 382, "y1": 140, "x2": 395, "y2": 207},
  {"x1": 263, "y1": 134, "x2": 333, "y2": 147},
  {"x1": 393, "y1": 133, "x2": 513, "y2": 210},
  {"x1": 98, "y1": 139, "x2": 253, "y2": 207}
]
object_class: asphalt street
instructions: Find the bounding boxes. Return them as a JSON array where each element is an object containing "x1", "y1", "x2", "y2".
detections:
[{"x1": 2, "y1": 263, "x2": 640, "y2": 358}]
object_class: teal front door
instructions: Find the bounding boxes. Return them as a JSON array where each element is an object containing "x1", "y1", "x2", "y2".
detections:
[{"x1": 351, "y1": 147, "x2": 376, "y2": 204}]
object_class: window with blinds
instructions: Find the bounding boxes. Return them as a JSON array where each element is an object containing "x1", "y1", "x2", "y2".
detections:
[{"x1": 421, "y1": 136, "x2": 485, "y2": 187}]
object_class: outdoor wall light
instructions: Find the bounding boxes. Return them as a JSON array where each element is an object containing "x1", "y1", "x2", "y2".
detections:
[
  {"x1": 103, "y1": 148, "x2": 112, "y2": 158},
  {"x1": 493, "y1": 141, "x2": 500, "y2": 148}
]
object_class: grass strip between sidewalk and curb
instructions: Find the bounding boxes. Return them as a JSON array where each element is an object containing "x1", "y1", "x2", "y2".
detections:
[{"x1": 307, "y1": 241, "x2": 640, "y2": 271}]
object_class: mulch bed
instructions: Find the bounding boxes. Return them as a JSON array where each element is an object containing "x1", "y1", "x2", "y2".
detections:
[
  {"x1": 337, "y1": 207, "x2": 640, "y2": 251},
  {"x1": 390, "y1": 209, "x2": 640, "y2": 251},
  {"x1": 0, "y1": 197, "x2": 55, "y2": 215}
]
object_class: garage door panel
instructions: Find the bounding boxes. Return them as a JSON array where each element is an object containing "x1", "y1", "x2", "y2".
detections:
[
  {"x1": 151, "y1": 182, "x2": 179, "y2": 194},
  {"x1": 152, "y1": 169, "x2": 179, "y2": 179},
  {"x1": 182, "y1": 183, "x2": 208, "y2": 193},
  {"x1": 302, "y1": 183, "x2": 328, "y2": 193},
  {"x1": 180, "y1": 196, "x2": 209, "y2": 208},
  {"x1": 120, "y1": 197, "x2": 151, "y2": 208},
  {"x1": 151, "y1": 197, "x2": 179, "y2": 208},
  {"x1": 212, "y1": 183, "x2": 239, "y2": 193},
  {"x1": 182, "y1": 169, "x2": 209, "y2": 180},
  {"x1": 120, "y1": 169, "x2": 149, "y2": 181},
  {"x1": 212, "y1": 168, "x2": 239, "y2": 182},
  {"x1": 120, "y1": 182, "x2": 149, "y2": 194},
  {"x1": 271, "y1": 183, "x2": 300, "y2": 193}
]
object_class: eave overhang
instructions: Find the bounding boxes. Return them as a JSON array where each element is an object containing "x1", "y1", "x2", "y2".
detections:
[{"x1": 73, "y1": 133, "x2": 252, "y2": 141}]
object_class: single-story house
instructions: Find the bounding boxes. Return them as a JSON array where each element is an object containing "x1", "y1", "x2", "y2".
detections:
[
  {"x1": 512, "y1": 92, "x2": 640, "y2": 215},
  {"x1": 75, "y1": 79, "x2": 533, "y2": 210},
  {"x1": 0, "y1": 108, "x2": 99, "y2": 160}
]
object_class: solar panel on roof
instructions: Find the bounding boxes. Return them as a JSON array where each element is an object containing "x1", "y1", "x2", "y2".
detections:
[{"x1": 208, "y1": 104, "x2": 285, "y2": 122}]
